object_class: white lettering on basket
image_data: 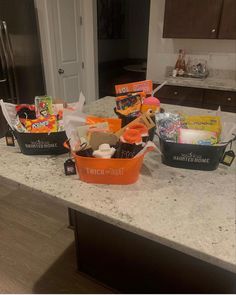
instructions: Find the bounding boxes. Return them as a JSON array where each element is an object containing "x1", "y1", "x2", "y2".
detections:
[
  {"x1": 25, "y1": 140, "x2": 58, "y2": 149},
  {"x1": 84, "y1": 168, "x2": 124, "y2": 176},
  {"x1": 173, "y1": 152, "x2": 210, "y2": 164}
]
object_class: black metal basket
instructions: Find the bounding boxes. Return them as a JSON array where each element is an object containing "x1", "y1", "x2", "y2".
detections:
[
  {"x1": 159, "y1": 137, "x2": 235, "y2": 171},
  {"x1": 13, "y1": 130, "x2": 68, "y2": 155}
]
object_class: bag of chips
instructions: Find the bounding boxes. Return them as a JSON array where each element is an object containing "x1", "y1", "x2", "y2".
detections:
[{"x1": 25, "y1": 115, "x2": 57, "y2": 133}]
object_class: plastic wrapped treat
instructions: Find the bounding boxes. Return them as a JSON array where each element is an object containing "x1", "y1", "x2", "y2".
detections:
[{"x1": 156, "y1": 112, "x2": 182, "y2": 142}]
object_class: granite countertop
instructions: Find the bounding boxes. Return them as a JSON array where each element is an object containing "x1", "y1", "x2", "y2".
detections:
[
  {"x1": 163, "y1": 76, "x2": 236, "y2": 92},
  {"x1": 155, "y1": 70, "x2": 236, "y2": 92},
  {"x1": 0, "y1": 97, "x2": 236, "y2": 274}
]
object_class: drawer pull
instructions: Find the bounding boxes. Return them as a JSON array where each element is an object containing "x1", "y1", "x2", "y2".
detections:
[
  {"x1": 174, "y1": 91, "x2": 178, "y2": 95},
  {"x1": 211, "y1": 28, "x2": 216, "y2": 33},
  {"x1": 227, "y1": 97, "x2": 232, "y2": 101}
]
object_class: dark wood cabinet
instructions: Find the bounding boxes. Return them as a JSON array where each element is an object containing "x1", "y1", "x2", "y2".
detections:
[
  {"x1": 163, "y1": 0, "x2": 223, "y2": 39},
  {"x1": 68, "y1": 208, "x2": 76, "y2": 229},
  {"x1": 218, "y1": 0, "x2": 236, "y2": 39},
  {"x1": 154, "y1": 84, "x2": 236, "y2": 113},
  {"x1": 203, "y1": 89, "x2": 236, "y2": 112},
  {"x1": 163, "y1": 0, "x2": 236, "y2": 39},
  {"x1": 73, "y1": 210, "x2": 236, "y2": 293},
  {"x1": 155, "y1": 85, "x2": 204, "y2": 107}
]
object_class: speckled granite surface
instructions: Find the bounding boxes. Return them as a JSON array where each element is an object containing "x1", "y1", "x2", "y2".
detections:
[
  {"x1": 162, "y1": 76, "x2": 236, "y2": 92},
  {"x1": 155, "y1": 70, "x2": 236, "y2": 92},
  {"x1": 0, "y1": 97, "x2": 235, "y2": 273}
]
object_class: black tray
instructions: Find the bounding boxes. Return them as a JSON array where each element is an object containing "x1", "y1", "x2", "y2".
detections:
[{"x1": 13, "y1": 130, "x2": 68, "y2": 155}]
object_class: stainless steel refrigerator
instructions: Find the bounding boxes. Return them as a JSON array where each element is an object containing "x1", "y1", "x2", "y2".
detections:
[{"x1": 0, "y1": 0, "x2": 45, "y2": 137}]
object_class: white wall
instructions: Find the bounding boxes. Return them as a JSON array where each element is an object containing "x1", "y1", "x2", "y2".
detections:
[{"x1": 147, "y1": 0, "x2": 236, "y2": 82}]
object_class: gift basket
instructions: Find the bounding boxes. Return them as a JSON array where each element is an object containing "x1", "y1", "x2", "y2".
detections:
[
  {"x1": 0, "y1": 96, "x2": 69, "y2": 155},
  {"x1": 156, "y1": 111, "x2": 236, "y2": 171},
  {"x1": 64, "y1": 141, "x2": 154, "y2": 185},
  {"x1": 63, "y1": 80, "x2": 160, "y2": 184},
  {"x1": 114, "y1": 80, "x2": 159, "y2": 140}
]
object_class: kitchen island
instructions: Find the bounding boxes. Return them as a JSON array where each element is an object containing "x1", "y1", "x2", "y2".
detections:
[{"x1": 0, "y1": 97, "x2": 235, "y2": 293}]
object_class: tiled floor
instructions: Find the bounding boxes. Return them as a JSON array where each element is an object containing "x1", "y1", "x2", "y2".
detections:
[{"x1": 0, "y1": 181, "x2": 110, "y2": 293}]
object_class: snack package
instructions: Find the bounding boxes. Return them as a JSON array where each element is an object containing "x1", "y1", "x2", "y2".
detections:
[
  {"x1": 156, "y1": 112, "x2": 182, "y2": 142},
  {"x1": 25, "y1": 115, "x2": 57, "y2": 133},
  {"x1": 16, "y1": 104, "x2": 36, "y2": 120},
  {"x1": 115, "y1": 92, "x2": 144, "y2": 116},
  {"x1": 35, "y1": 96, "x2": 53, "y2": 118},
  {"x1": 115, "y1": 80, "x2": 153, "y2": 95},
  {"x1": 182, "y1": 115, "x2": 221, "y2": 140},
  {"x1": 86, "y1": 116, "x2": 121, "y2": 133},
  {"x1": 14, "y1": 116, "x2": 28, "y2": 133},
  {"x1": 178, "y1": 128, "x2": 218, "y2": 145}
]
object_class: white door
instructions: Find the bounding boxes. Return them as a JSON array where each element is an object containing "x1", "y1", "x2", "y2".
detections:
[{"x1": 48, "y1": 0, "x2": 82, "y2": 102}]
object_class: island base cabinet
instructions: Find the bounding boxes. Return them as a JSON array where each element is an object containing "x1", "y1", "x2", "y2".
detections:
[{"x1": 73, "y1": 211, "x2": 236, "y2": 293}]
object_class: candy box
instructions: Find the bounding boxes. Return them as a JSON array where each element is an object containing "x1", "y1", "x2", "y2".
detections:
[
  {"x1": 181, "y1": 115, "x2": 221, "y2": 140},
  {"x1": 115, "y1": 80, "x2": 153, "y2": 95}
]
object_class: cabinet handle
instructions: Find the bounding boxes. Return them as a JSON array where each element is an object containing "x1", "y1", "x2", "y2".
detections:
[
  {"x1": 211, "y1": 29, "x2": 216, "y2": 33},
  {"x1": 174, "y1": 91, "x2": 178, "y2": 95},
  {"x1": 227, "y1": 97, "x2": 232, "y2": 101}
]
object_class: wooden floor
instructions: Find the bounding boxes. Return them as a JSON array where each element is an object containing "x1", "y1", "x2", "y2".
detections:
[{"x1": 0, "y1": 181, "x2": 111, "y2": 294}]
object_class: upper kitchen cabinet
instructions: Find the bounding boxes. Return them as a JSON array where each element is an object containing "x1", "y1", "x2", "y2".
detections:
[
  {"x1": 218, "y1": 0, "x2": 236, "y2": 39},
  {"x1": 163, "y1": 0, "x2": 223, "y2": 39},
  {"x1": 163, "y1": 0, "x2": 236, "y2": 39}
]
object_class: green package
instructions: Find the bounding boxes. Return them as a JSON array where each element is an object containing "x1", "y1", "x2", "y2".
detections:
[{"x1": 35, "y1": 95, "x2": 53, "y2": 118}]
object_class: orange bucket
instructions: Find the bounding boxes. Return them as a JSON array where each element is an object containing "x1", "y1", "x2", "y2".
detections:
[{"x1": 64, "y1": 142, "x2": 153, "y2": 184}]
